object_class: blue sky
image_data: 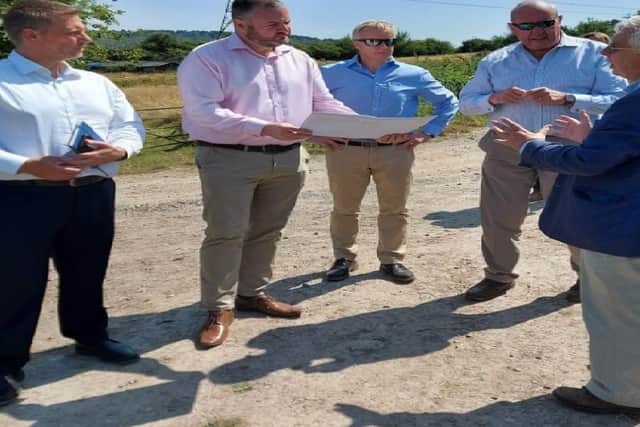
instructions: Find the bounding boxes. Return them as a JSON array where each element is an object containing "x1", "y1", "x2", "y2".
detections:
[{"x1": 104, "y1": 0, "x2": 639, "y2": 46}]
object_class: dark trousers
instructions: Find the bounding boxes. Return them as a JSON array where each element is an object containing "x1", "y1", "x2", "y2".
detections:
[{"x1": 0, "y1": 179, "x2": 115, "y2": 375}]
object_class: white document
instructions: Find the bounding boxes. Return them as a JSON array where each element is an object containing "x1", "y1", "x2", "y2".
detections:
[{"x1": 301, "y1": 112, "x2": 431, "y2": 139}]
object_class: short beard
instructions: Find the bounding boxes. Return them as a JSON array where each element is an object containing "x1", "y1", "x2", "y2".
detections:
[{"x1": 245, "y1": 24, "x2": 289, "y2": 48}]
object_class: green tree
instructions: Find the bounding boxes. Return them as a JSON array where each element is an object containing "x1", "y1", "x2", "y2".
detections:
[
  {"x1": 0, "y1": 0, "x2": 122, "y2": 57},
  {"x1": 138, "y1": 32, "x2": 194, "y2": 60},
  {"x1": 564, "y1": 19, "x2": 618, "y2": 37}
]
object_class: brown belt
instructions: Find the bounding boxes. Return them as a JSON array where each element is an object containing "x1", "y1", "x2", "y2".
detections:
[
  {"x1": 196, "y1": 141, "x2": 300, "y2": 153},
  {"x1": 0, "y1": 175, "x2": 107, "y2": 187}
]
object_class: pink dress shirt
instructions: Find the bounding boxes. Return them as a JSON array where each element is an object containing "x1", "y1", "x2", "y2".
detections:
[{"x1": 177, "y1": 33, "x2": 353, "y2": 146}]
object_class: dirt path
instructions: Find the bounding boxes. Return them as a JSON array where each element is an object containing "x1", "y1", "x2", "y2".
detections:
[{"x1": 1, "y1": 131, "x2": 637, "y2": 427}]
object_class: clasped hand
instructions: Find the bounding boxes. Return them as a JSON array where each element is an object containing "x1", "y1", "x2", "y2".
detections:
[
  {"x1": 17, "y1": 140, "x2": 126, "y2": 180},
  {"x1": 489, "y1": 86, "x2": 567, "y2": 106}
]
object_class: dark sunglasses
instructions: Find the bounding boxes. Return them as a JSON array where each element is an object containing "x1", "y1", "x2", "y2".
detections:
[
  {"x1": 510, "y1": 19, "x2": 556, "y2": 31},
  {"x1": 355, "y1": 38, "x2": 396, "y2": 47}
]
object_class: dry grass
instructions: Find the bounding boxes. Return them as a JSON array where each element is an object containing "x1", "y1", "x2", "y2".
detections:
[{"x1": 105, "y1": 54, "x2": 486, "y2": 174}]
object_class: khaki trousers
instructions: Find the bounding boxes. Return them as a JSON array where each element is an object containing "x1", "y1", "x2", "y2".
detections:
[
  {"x1": 196, "y1": 145, "x2": 307, "y2": 310},
  {"x1": 581, "y1": 250, "x2": 640, "y2": 408},
  {"x1": 326, "y1": 144, "x2": 414, "y2": 264},
  {"x1": 478, "y1": 131, "x2": 580, "y2": 283}
]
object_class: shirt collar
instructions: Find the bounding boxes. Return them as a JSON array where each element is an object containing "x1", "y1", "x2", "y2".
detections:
[
  {"x1": 228, "y1": 32, "x2": 291, "y2": 56},
  {"x1": 348, "y1": 54, "x2": 398, "y2": 71},
  {"x1": 8, "y1": 50, "x2": 81, "y2": 78}
]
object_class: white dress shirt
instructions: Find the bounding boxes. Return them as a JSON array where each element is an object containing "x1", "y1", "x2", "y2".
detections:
[{"x1": 0, "y1": 51, "x2": 144, "y2": 180}]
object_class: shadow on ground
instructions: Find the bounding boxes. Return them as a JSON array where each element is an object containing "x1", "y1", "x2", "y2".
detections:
[
  {"x1": 423, "y1": 201, "x2": 544, "y2": 229},
  {"x1": 2, "y1": 304, "x2": 205, "y2": 426},
  {"x1": 334, "y1": 398, "x2": 638, "y2": 427},
  {"x1": 210, "y1": 292, "x2": 569, "y2": 384}
]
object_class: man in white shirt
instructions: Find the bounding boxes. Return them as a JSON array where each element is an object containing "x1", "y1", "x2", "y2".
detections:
[{"x1": 0, "y1": 0, "x2": 144, "y2": 407}]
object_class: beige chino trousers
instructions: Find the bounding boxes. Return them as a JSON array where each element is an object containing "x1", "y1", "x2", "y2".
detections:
[
  {"x1": 581, "y1": 250, "x2": 640, "y2": 408},
  {"x1": 196, "y1": 145, "x2": 307, "y2": 310},
  {"x1": 478, "y1": 130, "x2": 581, "y2": 283},
  {"x1": 326, "y1": 144, "x2": 414, "y2": 264}
]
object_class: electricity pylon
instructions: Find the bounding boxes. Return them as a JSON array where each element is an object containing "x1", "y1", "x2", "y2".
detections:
[{"x1": 216, "y1": 0, "x2": 233, "y2": 39}]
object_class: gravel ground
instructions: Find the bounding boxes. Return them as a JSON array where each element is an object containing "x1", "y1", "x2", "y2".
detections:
[{"x1": 1, "y1": 131, "x2": 637, "y2": 427}]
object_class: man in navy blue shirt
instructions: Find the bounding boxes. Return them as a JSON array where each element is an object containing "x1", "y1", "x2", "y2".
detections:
[{"x1": 320, "y1": 20, "x2": 458, "y2": 283}]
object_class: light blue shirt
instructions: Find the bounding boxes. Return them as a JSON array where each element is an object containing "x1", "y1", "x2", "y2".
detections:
[
  {"x1": 0, "y1": 51, "x2": 144, "y2": 180},
  {"x1": 321, "y1": 56, "x2": 459, "y2": 136},
  {"x1": 459, "y1": 34, "x2": 627, "y2": 131}
]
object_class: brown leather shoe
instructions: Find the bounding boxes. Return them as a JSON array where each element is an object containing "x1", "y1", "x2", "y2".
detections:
[
  {"x1": 198, "y1": 310, "x2": 234, "y2": 349},
  {"x1": 553, "y1": 386, "x2": 640, "y2": 415},
  {"x1": 566, "y1": 279, "x2": 580, "y2": 304},
  {"x1": 235, "y1": 293, "x2": 302, "y2": 318},
  {"x1": 465, "y1": 278, "x2": 514, "y2": 302}
]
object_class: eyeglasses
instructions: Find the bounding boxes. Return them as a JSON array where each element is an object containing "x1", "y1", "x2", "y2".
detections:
[
  {"x1": 510, "y1": 19, "x2": 556, "y2": 31},
  {"x1": 355, "y1": 38, "x2": 396, "y2": 47},
  {"x1": 602, "y1": 43, "x2": 638, "y2": 53}
]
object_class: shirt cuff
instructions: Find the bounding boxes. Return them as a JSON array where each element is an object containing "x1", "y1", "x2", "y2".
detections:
[
  {"x1": 571, "y1": 94, "x2": 592, "y2": 113},
  {"x1": 0, "y1": 153, "x2": 30, "y2": 175},
  {"x1": 481, "y1": 95, "x2": 496, "y2": 113},
  {"x1": 244, "y1": 118, "x2": 272, "y2": 137},
  {"x1": 422, "y1": 125, "x2": 441, "y2": 137},
  {"x1": 519, "y1": 140, "x2": 534, "y2": 156}
]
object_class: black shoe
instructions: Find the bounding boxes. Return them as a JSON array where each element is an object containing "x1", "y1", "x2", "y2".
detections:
[
  {"x1": 0, "y1": 375, "x2": 19, "y2": 407},
  {"x1": 326, "y1": 258, "x2": 356, "y2": 282},
  {"x1": 553, "y1": 386, "x2": 640, "y2": 415},
  {"x1": 379, "y1": 263, "x2": 415, "y2": 284},
  {"x1": 566, "y1": 279, "x2": 580, "y2": 303},
  {"x1": 75, "y1": 339, "x2": 140, "y2": 365},
  {"x1": 465, "y1": 278, "x2": 514, "y2": 302}
]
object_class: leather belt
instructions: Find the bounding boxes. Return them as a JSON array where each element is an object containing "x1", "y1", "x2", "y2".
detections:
[
  {"x1": 339, "y1": 139, "x2": 405, "y2": 147},
  {"x1": 196, "y1": 141, "x2": 300, "y2": 153},
  {"x1": 0, "y1": 176, "x2": 106, "y2": 187}
]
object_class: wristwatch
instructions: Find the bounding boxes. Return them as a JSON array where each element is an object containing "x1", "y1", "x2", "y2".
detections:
[{"x1": 564, "y1": 93, "x2": 576, "y2": 107}]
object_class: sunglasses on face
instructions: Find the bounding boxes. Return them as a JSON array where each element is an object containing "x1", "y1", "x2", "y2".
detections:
[
  {"x1": 355, "y1": 38, "x2": 396, "y2": 47},
  {"x1": 510, "y1": 19, "x2": 556, "y2": 31}
]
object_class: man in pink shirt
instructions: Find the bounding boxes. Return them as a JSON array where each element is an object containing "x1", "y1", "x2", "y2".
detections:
[{"x1": 178, "y1": 0, "x2": 352, "y2": 349}]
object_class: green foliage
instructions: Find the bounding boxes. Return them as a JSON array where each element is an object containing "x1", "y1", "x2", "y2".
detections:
[
  {"x1": 563, "y1": 19, "x2": 618, "y2": 37},
  {"x1": 416, "y1": 53, "x2": 483, "y2": 95},
  {"x1": 458, "y1": 34, "x2": 517, "y2": 53},
  {"x1": 0, "y1": 0, "x2": 122, "y2": 57},
  {"x1": 138, "y1": 32, "x2": 195, "y2": 60}
]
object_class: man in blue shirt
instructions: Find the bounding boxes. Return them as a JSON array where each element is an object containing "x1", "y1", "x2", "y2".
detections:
[
  {"x1": 0, "y1": 1, "x2": 144, "y2": 407},
  {"x1": 491, "y1": 16, "x2": 640, "y2": 415},
  {"x1": 459, "y1": 0, "x2": 626, "y2": 302},
  {"x1": 321, "y1": 20, "x2": 458, "y2": 283}
]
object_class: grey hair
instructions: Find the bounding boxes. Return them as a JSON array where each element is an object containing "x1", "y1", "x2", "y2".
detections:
[
  {"x1": 352, "y1": 20, "x2": 397, "y2": 39},
  {"x1": 614, "y1": 16, "x2": 640, "y2": 49},
  {"x1": 231, "y1": 0, "x2": 285, "y2": 20},
  {"x1": 511, "y1": 1, "x2": 558, "y2": 20}
]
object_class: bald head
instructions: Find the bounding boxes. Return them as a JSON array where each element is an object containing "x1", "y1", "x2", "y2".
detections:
[{"x1": 511, "y1": 1, "x2": 557, "y2": 22}]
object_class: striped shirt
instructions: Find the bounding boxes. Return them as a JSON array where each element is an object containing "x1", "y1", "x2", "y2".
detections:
[{"x1": 459, "y1": 34, "x2": 627, "y2": 131}]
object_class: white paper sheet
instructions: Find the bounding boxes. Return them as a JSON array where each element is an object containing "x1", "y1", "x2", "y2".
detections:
[{"x1": 301, "y1": 112, "x2": 431, "y2": 139}]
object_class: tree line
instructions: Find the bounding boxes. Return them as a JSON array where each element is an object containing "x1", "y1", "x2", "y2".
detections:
[{"x1": 0, "y1": 0, "x2": 632, "y2": 64}]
